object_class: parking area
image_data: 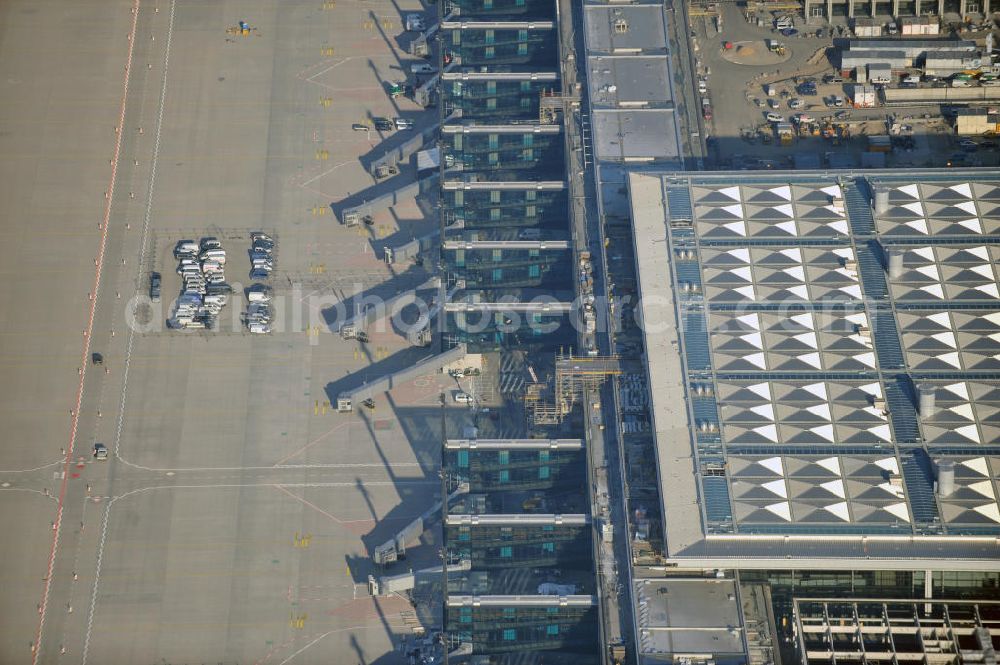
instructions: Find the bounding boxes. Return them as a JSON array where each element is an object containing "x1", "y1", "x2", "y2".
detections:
[
  {"x1": 692, "y1": 3, "x2": 999, "y2": 169},
  {"x1": 0, "y1": 0, "x2": 453, "y2": 662}
]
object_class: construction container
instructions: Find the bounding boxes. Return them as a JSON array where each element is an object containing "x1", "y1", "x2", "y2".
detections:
[
  {"x1": 853, "y1": 18, "x2": 882, "y2": 37},
  {"x1": 851, "y1": 84, "x2": 877, "y2": 108},
  {"x1": 900, "y1": 16, "x2": 939, "y2": 35}
]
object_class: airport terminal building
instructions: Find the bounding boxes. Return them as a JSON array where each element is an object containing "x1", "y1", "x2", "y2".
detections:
[{"x1": 622, "y1": 169, "x2": 1000, "y2": 664}]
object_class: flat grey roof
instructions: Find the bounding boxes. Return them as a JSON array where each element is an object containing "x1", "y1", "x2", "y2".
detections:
[
  {"x1": 447, "y1": 594, "x2": 597, "y2": 607},
  {"x1": 633, "y1": 579, "x2": 746, "y2": 659},
  {"x1": 627, "y1": 170, "x2": 1000, "y2": 570},
  {"x1": 593, "y1": 110, "x2": 680, "y2": 162},
  {"x1": 584, "y1": 4, "x2": 668, "y2": 54},
  {"x1": 588, "y1": 55, "x2": 673, "y2": 107}
]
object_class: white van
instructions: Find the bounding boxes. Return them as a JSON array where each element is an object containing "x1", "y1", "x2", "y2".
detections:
[
  {"x1": 453, "y1": 391, "x2": 474, "y2": 404},
  {"x1": 766, "y1": 112, "x2": 784, "y2": 123},
  {"x1": 248, "y1": 291, "x2": 272, "y2": 303},
  {"x1": 410, "y1": 63, "x2": 436, "y2": 75}
]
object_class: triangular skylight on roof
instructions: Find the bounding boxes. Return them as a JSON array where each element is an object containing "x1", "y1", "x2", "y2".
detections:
[
  {"x1": 723, "y1": 220, "x2": 747, "y2": 235},
  {"x1": 932, "y1": 331, "x2": 958, "y2": 348},
  {"x1": 965, "y1": 246, "x2": 990, "y2": 261},
  {"x1": 734, "y1": 285, "x2": 757, "y2": 300},
  {"x1": 950, "y1": 183, "x2": 973, "y2": 197},
  {"x1": 794, "y1": 332, "x2": 819, "y2": 349},
  {"x1": 912, "y1": 246, "x2": 935, "y2": 261},
  {"x1": 855, "y1": 352, "x2": 876, "y2": 368},
  {"x1": 775, "y1": 221, "x2": 798, "y2": 235},
  {"x1": 728, "y1": 248, "x2": 752, "y2": 263},
  {"x1": 744, "y1": 352, "x2": 767, "y2": 369},
  {"x1": 772, "y1": 203, "x2": 794, "y2": 217},
  {"x1": 921, "y1": 284, "x2": 945, "y2": 299},
  {"x1": 764, "y1": 501, "x2": 792, "y2": 521},
  {"x1": 915, "y1": 264, "x2": 941, "y2": 280},
  {"x1": 859, "y1": 382, "x2": 882, "y2": 398},
  {"x1": 824, "y1": 501, "x2": 851, "y2": 521},
  {"x1": 718, "y1": 185, "x2": 741, "y2": 201},
  {"x1": 827, "y1": 220, "x2": 849, "y2": 235},
  {"x1": 736, "y1": 313, "x2": 761, "y2": 329},
  {"x1": 803, "y1": 382, "x2": 828, "y2": 400},
  {"x1": 839, "y1": 284, "x2": 863, "y2": 299},
  {"x1": 760, "y1": 456, "x2": 784, "y2": 475},
  {"x1": 868, "y1": 424, "x2": 891, "y2": 441},
  {"x1": 961, "y1": 457, "x2": 989, "y2": 476},
  {"x1": 975, "y1": 283, "x2": 1000, "y2": 299},
  {"x1": 747, "y1": 382, "x2": 772, "y2": 400},
  {"x1": 954, "y1": 424, "x2": 981, "y2": 443},
  {"x1": 753, "y1": 424, "x2": 779, "y2": 442},
  {"x1": 797, "y1": 352, "x2": 822, "y2": 369},
  {"x1": 740, "y1": 332, "x2": 764, "y2": 349},
  {"x1": 810, "y1": 424, "x2": 835, "y2": 441},
  {"x1": 968, "y1": 480, "x2": 996, "y2": 500},
  {"x1": 807, "y1": 403, "x2": 832, "y2": 420},
  {"x1": 875, "y1": 457, "x2": 899, "y2": 474},
  {"x1": 944, "y1": 382, "x2": 970, "y2": 400},
  {"x1": 970, "y1": 264, "x2": 995, "y2": 280},
  {"x1": 751, "y1": 404, "x2": 776, "y2": 420},
  {"x1": 955, "y1": 200, "x2": 978, "y2": 214},
  {"x1": 817, "y1": 456, "x2": 842, "y2": 475},
  {"x1": 958, "y1": 218, "x2": 983, "y2": 234},
  {"x1": 762, "y1": 479, "x2": 788, "y2": 497},
  {"x1": 780, "y1": 248, "x2": 803, "y2": 262},
  {"x1": 790, "y1": 313, "x2": 814, "y2": 329},
  {"x1": 950, "y1": 403, "x2": 975, "y2": 420},
  {"x1": 934, "y1": 351, "x2": 961, "y2": 369},
  {"x1": 897, "y1": 184, "x2": 920, "y2": 198},
  {"x1": 770, "y1": 185, "x2": 792, "y2": 200},
  {"x1": 972, "y1": 503, "x2": 1000, "y2": 524},
  {"x1": 782, "y1": 266, "x2": 806, "y2": 281},
  {"x1": 731, "y1": 266, "x2": 753, "y2": 282},
  {"x1": 821, "y1": 479, "x2": 846, "y2": 498},
  {"x1": 904, "y1": 219, "x2": 929, "y2": 234},
  {"x1": 884, "y1": 502, "x2": 910, "y2": 522},
  {"x1": 926, "y1": 312, "x2": 952, "y2": 328},
  {"x1": 902, "y1": 202, "x2": 925, "y2": 215},
  {"x1": 787, "y1": 285, "x2": 809, "y2": 299}
]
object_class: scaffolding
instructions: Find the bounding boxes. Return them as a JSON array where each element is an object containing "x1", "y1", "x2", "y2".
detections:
[{"x1": 524, "y1": 352, "x2": 622, "y2": 426}]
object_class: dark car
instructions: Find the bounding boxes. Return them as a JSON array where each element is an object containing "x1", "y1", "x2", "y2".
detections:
[
  {"x1": 373, "y1": 118, "x2": 394, "y2": 132},
  {"x1": 149, "y1": 271, "x2": 161, "y2": 302},
  {"x1": 780, "y1": 27, "x2": 798, "y2": 36}
]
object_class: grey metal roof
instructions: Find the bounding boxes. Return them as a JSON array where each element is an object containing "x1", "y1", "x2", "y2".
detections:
[{"x1": 628, "y1": 170, "x2": 1000, "y2": 568}]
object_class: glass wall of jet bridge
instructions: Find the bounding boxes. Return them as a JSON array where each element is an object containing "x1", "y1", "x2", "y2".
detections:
[
  {"x1": 444, "y1": 0, "x2": 556, "y2": 20},
  {"x1": 442, "y1": 131, "x2": 563, "y2": 176},
  {"x1": 443, "y1": 310, "x2": 575, "y2": 351},
  {"x1": 445, "y1": 247, "x2": 569, "y2": 289},
  {"x1": 447, "y1": 604, "x2": 598, "y2": 654},
  {"x1": 443, "y1": 186, "x2": 566, "y2": 231},
  {"x1": 444, "y1": 447, "x2": 585, "y2": 492},
  {"x1": 444, "y1": 27, "x2": 558, "y2": 68},
  {"x1": 446, "y1": 522, "x2": 591, "y2": 569},
  {"x1": 442, "y1": 78, "x2": 557, "y2": 121}
]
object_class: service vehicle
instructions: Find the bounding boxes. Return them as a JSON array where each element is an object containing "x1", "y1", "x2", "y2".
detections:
[
  {"x1": 149, "y1": 272, "x2": 161, "y2": 302},
  {"x1": 410, "y1": 62, "x2": 436, "y2": 75},
  {"x1": 405, "y1": 14, "x2": 426, "y2": 31}
]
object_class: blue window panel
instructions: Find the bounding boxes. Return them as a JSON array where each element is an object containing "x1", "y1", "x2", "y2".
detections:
[
  {"x1": 539, "y1": 466, "x2": 550, "y2": 480},
  {"x1": 499, "y1": 469, "x2": 509, "y2": 483},
  {"x1": 457, "y1": 450, "x2": 469, "y2": 468},
  {"x1": 547, "y1": 607, "x2": 559, "y2": 614},
  {"x1": 458, "y1": 530, "x2": 470, "y2": 541},
  {"x1": 503, "y1": 607, "x2": 516, "y2": 618},
  {"x1": 500, "y1": 546, "x2": 512, "y2": 557},
  {"x1": 529, "y1": 265, "x2": 540, "y2": 278},
  {"x1": 539, "y1": 450, "x2": 550, "y2": 462},
  {"x1": 460, "y1": 614, "x2": 472, "y2": 623},
  {"x1": 542, "y1": 542, "x2": 554, "y2": 553},
  {"x1": 504, "y1": 628, "x2": 516, "y2": 640},
  {"x1": 498, "y1": 450, "x2": 509, "y2": 465},
  {"x1": 492, "y1": 268, "x2": 502, "y2": 282},
  {"x1": 547, "y1": 624, "x2": 559, "y2": 636}
]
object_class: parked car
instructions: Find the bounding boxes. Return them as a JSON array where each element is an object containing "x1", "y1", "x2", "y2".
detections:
[
  {"x1": 373, "y1": 117, "x2": 394, "y2": 131},
  {"x1": 93, "y1": 443, "x2": 108, "y2": 460},
  {"x1": 454, "y1": 391, "x2": 474, "y2": 404},
  {"x1": 149, "y1": 271, "x2": 161, "y2": 302},
  {"x1": 789, "y1": 98, "x2": 804, "y2": 109},
  {"x1": 394, "y1": 118, "x2": 414, "y2": 130},
  {"x1": 765, "y1": 112, "x2": 784, "y2": 123},
  {"x1": 410, "y1": 62, "x2": 436, "y2": 75},
  {"x1": 352, "y1": 123, "x2": 369, "y2": 131}
]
